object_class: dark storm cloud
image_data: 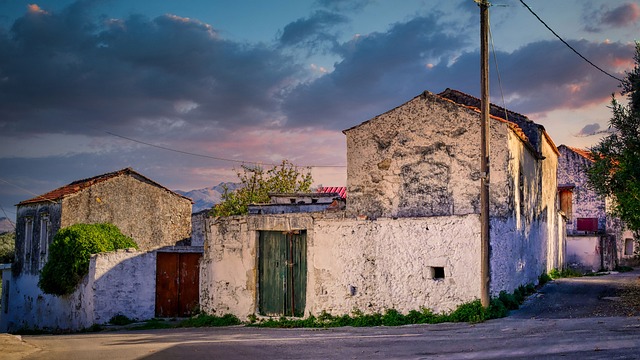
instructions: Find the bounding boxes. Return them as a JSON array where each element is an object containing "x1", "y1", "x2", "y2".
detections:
[
  {"x1": 583, "y1": 3, "x2": 640, "y2": 32},
  {"x1": 576, "y1": 123, "x2": 602, "y2": 137},
  {"x1": 0, "y1": 2, "x2": 300, "y2": 137},
  {"x1": 313, "y1": 0, "x2": 371, "y2": 12},
  {"x1": 278, "y1": 10, "x2": 348, "y2": 50},
  {"x1": 427, "y1": 39, "x2": 633, "y2": 115},
  {"x1": 281, "y1": 15, "x2": 470, "y2": 129}
]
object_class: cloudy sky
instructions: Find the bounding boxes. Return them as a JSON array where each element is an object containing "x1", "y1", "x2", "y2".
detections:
[{"x1": 0, "y1": 0, "x2": 637, "y2": 220}]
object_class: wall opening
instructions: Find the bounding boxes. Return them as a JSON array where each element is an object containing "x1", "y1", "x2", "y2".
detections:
[
  {"x1": 431, "y1": 267, "x2": 445, "y2": 280},
  {"x1": 624, "y1": 238, "x2": 634, "y2": 256}
]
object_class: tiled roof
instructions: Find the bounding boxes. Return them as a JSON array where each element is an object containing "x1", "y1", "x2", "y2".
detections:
[
  {"x1": 317, "y1": 186, "x2": 347, "y2": 199},
  {"x1": 564, "y1": 145, "x2": 594, "y2": 162},
  {"x1": 18, "y1": 168, "x2": 192, "y2": 206},
  {"x1": 343, "y1": 89, "x2": 559, "y2": 158}
]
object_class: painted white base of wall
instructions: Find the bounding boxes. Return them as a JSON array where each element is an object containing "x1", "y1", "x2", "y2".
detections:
[{"x1": 0, "y1": 249, "x2": 156, "y2": 332}]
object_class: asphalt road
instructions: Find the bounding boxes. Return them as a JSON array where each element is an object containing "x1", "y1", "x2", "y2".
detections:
[{"x1": 13, "y1": 270, "x2": 640, "y2": 360}]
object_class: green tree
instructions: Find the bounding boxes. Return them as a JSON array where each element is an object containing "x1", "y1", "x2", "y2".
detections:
[
  {"x1": 0, "y1": 232, "x2": 15, "y2": 263},
  {"x1": 38, "y1": 223, "x2": 138, "y2": 296},
  {"x1": 212, "y1": 160, "x2": 313, "y2": 216},
  {"x1": 587, "y1": 42, "x2": 640, "y2": 233}
]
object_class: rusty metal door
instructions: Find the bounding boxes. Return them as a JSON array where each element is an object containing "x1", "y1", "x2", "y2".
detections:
[
  {"x1": 156, "y1": 252, "x2": 201, "y2": 317},
  {"x1": 258, "y1": 231, "x2": 306, "y2": 317}
]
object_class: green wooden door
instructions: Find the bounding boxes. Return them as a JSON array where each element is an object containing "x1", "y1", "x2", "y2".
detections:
[{"x1": 259, "y1": 231, "x2": 307, "y2": 317}]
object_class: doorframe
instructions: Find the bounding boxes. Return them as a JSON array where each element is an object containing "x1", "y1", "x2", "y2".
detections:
[{"x1": 255, "y1": 229, "x2": 308, "y2": 317}]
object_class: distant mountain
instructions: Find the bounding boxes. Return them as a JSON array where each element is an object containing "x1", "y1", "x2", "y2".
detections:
[
  {"x1": 175, "y1": 182, "x2": 242, "y2": 213},
  {"x1": 0, "y1": 217, "x2": 14, "y2": 234}
]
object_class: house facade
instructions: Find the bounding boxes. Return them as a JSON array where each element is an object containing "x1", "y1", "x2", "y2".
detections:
[
  {"x1": 1, "y1": 168, "x2": 195, "y2": 332},
  {"x1": 200, "y1": 89, "x2": 565, "y2": 320},
  {"x1": 557, "y1": 145, "x2": 633, "y2": 270}
]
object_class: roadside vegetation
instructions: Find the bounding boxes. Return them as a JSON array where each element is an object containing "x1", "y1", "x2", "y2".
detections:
[
  {"x1": 14, "y1": 269, "x2": 589, "y2": 334},
  {"x1": 38, "y1": 223, "x2": 138, "y2": 296}
]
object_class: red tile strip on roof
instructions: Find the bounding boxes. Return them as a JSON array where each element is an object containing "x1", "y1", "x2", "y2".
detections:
[
  {"x1": 18, "y1": 167, "x2": 192, "y2": 205},
  {"x1": 566, "y1": 146, "x2": 594, "y2": 162},
  {"x1": 317, "y1": 186, "x2": 347, "y2": 199}
]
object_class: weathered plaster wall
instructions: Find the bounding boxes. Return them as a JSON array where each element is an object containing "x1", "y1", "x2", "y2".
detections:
[
  {"x1": 60, "y1": 173, "x2": 192, "y2": 251},
  {"x1": 566, "y1": 236, "x2": 601, "y2": 271},
  {"x1": 0, "y1": 249, "x2": 156, "y2": 332},
  {"x1": 202, "y1": 213, "x2": 483, "y2": 320},
  {"x1": 191, "y1": 210, "x2": 208, "y2": 247},
  {"x1": 91, "y1": 249, "x2": 156, "y2": 324},
  {"x1": 557, "y1": 146, "x2": 606, "y2": 233},
  {"x1": 0, "y1": 272, "x2": 94, "y2": 332},
  {"x1": 490, "y1": 131, "x2": 562, "y2": 292},
  {"x1": 14, "y1": 202, "x2": 61, "y2": 276},
  {"x1": 344, "y1": 92, "x2": 512, "y2": 220}
]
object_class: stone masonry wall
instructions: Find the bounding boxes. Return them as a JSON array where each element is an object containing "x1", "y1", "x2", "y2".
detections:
[
  {"x1": 60, "y1": 173, "x2": 192, "y2": 251},
  {"x1": 344, "y1": 91, "x2": 512, "y2": 220},
  {"x1": 557, "y1": 145, "x2": 606, "y2": 233}
]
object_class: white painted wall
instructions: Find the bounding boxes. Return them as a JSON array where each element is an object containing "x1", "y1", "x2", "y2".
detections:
[
  {"x1": 0, "y1": 249, "x2": 156, "y2": 332},
  {"x1": 201, "y1": 213, "x2": 483, "y2": 320},
  {"x1": 566, "y1": 236, "x2": 600, "y2": 271},
  {"x1": 91, "y1": 249, "x2": 156, "y2": 324}
]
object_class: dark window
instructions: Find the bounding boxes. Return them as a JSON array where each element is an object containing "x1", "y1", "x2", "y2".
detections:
[
  {"x1": 576, "y1": 218, "x2": 598, "y2": 232},
  {"x1": 432, "y1": 267, "x2": 445, "y2": 280},
  {"x1": 624, "y1": 238, "x2": 634, "y2": 256}
]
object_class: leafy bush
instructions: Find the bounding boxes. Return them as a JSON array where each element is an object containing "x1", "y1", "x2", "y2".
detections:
[
  {"x1": 0, "y1": 232, "x2": 15, "y2": 263},
  {"x1": 109, "y1": 314, "x2": 136, "y2": 326},
  {"x1": 498, "y1": 291, "x2": 519, "y2": 310},
  {"x1": 38, "y1": 223, "x2": 138, "y2": 296},
  {"x1": 538, "y1": 272, "x2": 552, "y2": 286},
  {"x1": 179, "y1": 313, "x2": 242, "y2": 327}
]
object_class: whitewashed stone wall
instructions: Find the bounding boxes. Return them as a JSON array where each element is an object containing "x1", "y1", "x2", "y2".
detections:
[
  {"x1": 91, "y1": 249, "x2": 156, "y2": 324},
  {"x1": 557, "y1": 145, "x2": 606, "y2": 232},
  {"x1": 0, "y1": 249, "x2": 156, "y2": 332},
  {"x1": 201, "y1": 213, "x2": 481, "y2": 319},
  {"x1": 344, "y1": 91, "x2": 512, "y2": 220}
]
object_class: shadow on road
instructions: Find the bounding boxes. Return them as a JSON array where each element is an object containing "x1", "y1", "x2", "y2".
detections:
[{"x1": 512, "y1": 269, "x2": 640, "y2": 319}]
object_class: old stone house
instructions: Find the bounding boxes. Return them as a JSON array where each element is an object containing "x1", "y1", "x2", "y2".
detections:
[
  {"x1": 200, "y1": 89, "x2": 565, "y2": 320},
  {"x1": 1, "y1": 168, "x2": 196, "y2": 332},
  {"x1": 557, "y1": 145, "x2": 634, "y2": 270}
]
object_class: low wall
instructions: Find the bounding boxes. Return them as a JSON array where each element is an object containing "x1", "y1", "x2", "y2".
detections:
[
  {"x1": 0, "y1": 249, "x2": 156, "y2": 332},
  {"x1": 91, "y1": 250, "x2": 156, "y2": 324},
  {"x1": 201, "y1": 213, "x2": 483, "y2": 320}
]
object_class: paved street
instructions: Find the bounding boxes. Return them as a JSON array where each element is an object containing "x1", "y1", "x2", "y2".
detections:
[{"x1": 7, "y1": 269, "x2": 640, "y2": 360}]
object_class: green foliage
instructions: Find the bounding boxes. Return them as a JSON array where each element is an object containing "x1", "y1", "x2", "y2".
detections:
[
  {"x1": 615, "y1": 265, "x2": 634, "y2": 272},
  {"x1": 0, "y1": 232, "x2": 15, "y2": 263},
  {"x1": 538, "y1": 272, "x2": 552, "y2": 286},
  {"x1": 178, "y1": 313, "x2": 242, "y2": 328},
  {"x1": 109, "y1": 314, "x2": 136, "y2": 326},
  {"x1": 448, "y1": 300, "x2": 486, "y2": 323},
  {"x1": 38, "y1": 223, "x2": 138, "y2": 296},
  {"x1": 587, "y1": 42, "x2": 640, "y2": 233},
  {"x1": 212, "y1": 160, "x2": 313, "y2": 216},
  {"x1": 549, "y1": 268, "x2": 583, "y2": 279},
  {"x1": 498, "y1": 291, "x2": 519, "y2": 310}
]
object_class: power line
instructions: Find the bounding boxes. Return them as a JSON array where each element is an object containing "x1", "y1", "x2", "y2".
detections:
[
  {"x1": 106, "y1": 132, "x2": 346, "y2": 168},
  {"x1": 0, "y1": 177, "x2": 58, "y2": 204},
  {"x1": 488, "y1": 13, "x2": 510, "y2": 123},
  {"x1": 519, "y1": 0, "x2": 623, "y2": 83},
  {"x1": 0, "y1": 203, "x2": 16, "y2": 231}
]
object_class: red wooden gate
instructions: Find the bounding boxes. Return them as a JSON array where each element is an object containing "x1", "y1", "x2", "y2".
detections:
[{"x1": 156, "y1": 252, "x2": 201, "y2": 317}]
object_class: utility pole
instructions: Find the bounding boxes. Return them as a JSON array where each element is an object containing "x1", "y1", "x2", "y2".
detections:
[{"x1": 479, "y1": 0, "x2": 491, "y2": 309}]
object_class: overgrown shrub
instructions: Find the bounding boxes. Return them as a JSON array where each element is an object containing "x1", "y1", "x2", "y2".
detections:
[
  {"x1": 179, "y1": 313, "x2": 242, "y2": 327},
  {"x1": 38, "y1": 223, "x2": 138, "y2": 296},
  {"x1": 0, "y1": 232, "x2": 15, "y2": 263},
  {"x1": 109, "y1": 314, "x2": 136, "y2": 326}
]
